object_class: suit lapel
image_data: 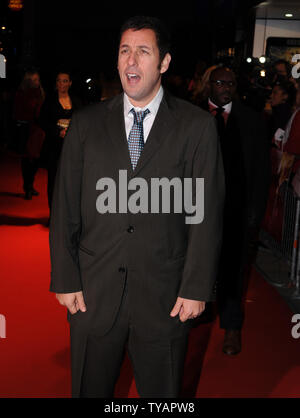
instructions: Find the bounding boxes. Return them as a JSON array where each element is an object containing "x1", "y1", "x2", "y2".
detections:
[{"x1": 133, "y1": 93, "x2": 176, "y2": 177}]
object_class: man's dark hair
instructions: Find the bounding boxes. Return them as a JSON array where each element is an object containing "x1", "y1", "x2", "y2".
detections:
[{"x1": 119, "y1": 16, "x2": 171, "y2": 64}]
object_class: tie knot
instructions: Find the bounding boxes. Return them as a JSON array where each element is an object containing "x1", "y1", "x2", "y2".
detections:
[
  {"x1": 130, "y1": 108, "x2": 150, "y2": 124},
  {"x1": 215, "y1": 106, "x2": 225, "y2": 115}
]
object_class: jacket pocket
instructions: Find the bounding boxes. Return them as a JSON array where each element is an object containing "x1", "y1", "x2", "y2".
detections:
[{"x1": 78, "y1": 244, "x2": 95, "y2": 256}]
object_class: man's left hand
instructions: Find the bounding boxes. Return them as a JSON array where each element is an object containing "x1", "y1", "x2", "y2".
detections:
[{"x1": 170, "y1": 297, "x2": 205, "y2": 322}]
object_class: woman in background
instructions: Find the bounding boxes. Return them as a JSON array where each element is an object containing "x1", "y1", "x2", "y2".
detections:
[
  {"x1": 268, "y1": 80, "x2": 296, "y2": 146},
  {"x1": 13, "y1": 69, "x2": 45, "y2": 199},
  {"x1": 279, "y1": 82, "x2": 300, "y2": 192},
  {"x1": 284, "y1": 82, "x2": 300, "y2": 153},
  {"x1": 189, "y1": 65, "x2": 217, "y2": 105},
  {"x1": 39, "y1": 71, "x2": 82, "y2": 218}
]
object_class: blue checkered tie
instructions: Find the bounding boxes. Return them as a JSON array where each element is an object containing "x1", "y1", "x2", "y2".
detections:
[{"x1": 128, "y1": 108, "x2": 150, "y2": 170}]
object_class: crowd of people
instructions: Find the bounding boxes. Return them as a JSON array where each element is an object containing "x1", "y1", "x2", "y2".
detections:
[
  {"x1": 1, "y1": 58, "x2": 299, "y2": 222},
  {"x1": 0, "y1": 15, "x2": 299, "y2": 397}
]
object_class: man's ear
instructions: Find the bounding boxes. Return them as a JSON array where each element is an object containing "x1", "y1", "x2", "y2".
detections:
[{"x1": 160, "y1": 53, "x2": 171, "y2": 74}]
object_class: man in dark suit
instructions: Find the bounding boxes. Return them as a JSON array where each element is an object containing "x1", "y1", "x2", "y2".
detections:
[
  {"x1": 49, "y1": 16, "x2": 225, "y2": 398},
  {"x1": 200, "y1": 67, "x2": 270, "y2": 355}
]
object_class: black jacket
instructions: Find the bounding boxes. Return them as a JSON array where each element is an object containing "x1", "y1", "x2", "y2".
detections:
[
  {"x1": 38, "y1": 92, "x2": 82, "y2": 159},
  {"x1": 200, "y1": 99, "x2": 271, "y2": 228}
]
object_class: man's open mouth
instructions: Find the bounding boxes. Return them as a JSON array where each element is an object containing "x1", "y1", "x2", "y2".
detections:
[{"x1": 126, "y1": 73, "x2": 141, "y2": 82}]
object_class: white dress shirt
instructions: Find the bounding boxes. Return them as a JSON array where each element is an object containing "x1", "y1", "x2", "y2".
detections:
[
  {"x1": 208, "y1": 98, "x2": 232, "y2": 115},
  {"x1": 123, "y1": 86, "x2": 164, "y2": 143}
]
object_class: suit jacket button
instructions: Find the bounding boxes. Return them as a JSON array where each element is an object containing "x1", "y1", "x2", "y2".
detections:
[
  {"x1": 127, "y1": 226, "x2": 134, "y2": 233},
  {"x1": 118, "y1": 267, "x2": 126, "y2": 273}
]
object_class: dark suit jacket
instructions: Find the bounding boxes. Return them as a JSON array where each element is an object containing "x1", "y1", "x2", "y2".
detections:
[
  {"x1": 201, "y1": 99, "x2": 270, "y2": 228},
  {"x1": 49, "y1": 91, "x2": 225, "y2": 396}
]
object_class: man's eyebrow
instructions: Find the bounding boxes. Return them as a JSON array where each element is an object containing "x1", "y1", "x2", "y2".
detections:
[{"x1": 119, "y1": 44, "x2": 152, "y2": 49}]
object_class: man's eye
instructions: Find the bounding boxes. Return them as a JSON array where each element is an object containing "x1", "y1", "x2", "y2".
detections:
[
  {"x1": 120, "y1": 49, "x2": 128, "y2": 54},
  {"x1": 141, "y1": 49, "x2": 149, "y2": 54}
]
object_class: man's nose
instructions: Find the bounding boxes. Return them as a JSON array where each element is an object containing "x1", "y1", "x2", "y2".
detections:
[{"x1": 127, "y1": 51, "x2": 138, "y2": 66}]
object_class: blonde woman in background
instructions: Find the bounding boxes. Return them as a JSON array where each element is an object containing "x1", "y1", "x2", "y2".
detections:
[{"x1": 190, "y1": 65, "x2": 218, "y2": 105}]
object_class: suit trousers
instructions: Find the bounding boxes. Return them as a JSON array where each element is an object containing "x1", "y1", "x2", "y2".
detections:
[
  {"x1": 80, "y1": 284, "x2": 189, "y2": 398},
  {"x1": 217, "y1": 218, "x2": 250, "y2": 330}
]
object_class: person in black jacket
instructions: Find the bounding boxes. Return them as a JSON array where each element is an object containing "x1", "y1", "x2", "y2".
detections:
[
  {"x1": 199, "y1": 67, "x2": 270, "y2": 356},
  {"x1": 39, "y1": 71, "x2": 82, "y2": 217}
]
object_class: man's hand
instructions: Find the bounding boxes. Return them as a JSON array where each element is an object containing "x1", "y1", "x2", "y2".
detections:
[
  {"x1": 170, "y1": 297, "x2": 205, "y2": 322},
  {"x1": 56, "y1": 291, "x2": 87, "y2": 315}
]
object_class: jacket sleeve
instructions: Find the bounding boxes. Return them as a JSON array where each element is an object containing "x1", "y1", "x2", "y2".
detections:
[
  {"x1": 178, "y1": 116, "x2": 225, "y2": 301},
  {"x1": 49, "y1": 112, "x2": 83, "y2": 293}
]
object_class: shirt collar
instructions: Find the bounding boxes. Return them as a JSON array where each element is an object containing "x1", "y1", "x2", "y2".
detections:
[
  {"x1": 123, "y1": 86, "x2": 164, "y2": 117},
  {"x1": 208, "y1": 98, "x2": 232, "y2": 114}
]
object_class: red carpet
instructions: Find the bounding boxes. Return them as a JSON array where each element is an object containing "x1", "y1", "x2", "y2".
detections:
[{"x1": 0, "y1": 152, "x2": 300, "y2": 398}]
